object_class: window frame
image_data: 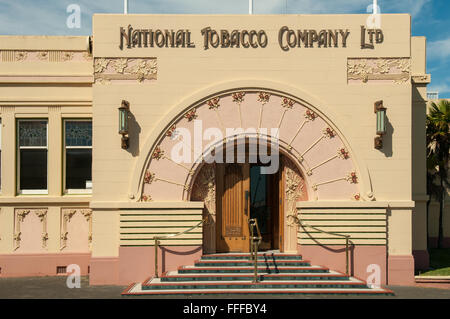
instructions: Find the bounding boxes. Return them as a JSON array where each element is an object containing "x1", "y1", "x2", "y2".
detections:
[
  {"x1": 63, "y1": 119, "x2": 93, "y2": 195},
  {"x1": 17, "y1": 119, "x2": 49, "y2": 195}
]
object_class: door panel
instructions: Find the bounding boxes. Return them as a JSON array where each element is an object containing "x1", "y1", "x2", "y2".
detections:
[{"x1": 216, "y1": 163, "x2": 250, "y2": 252}]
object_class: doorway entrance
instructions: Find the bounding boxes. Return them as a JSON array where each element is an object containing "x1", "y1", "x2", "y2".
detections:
[{"x1": 215, "y1": 158, "x2": 283, "y2": 253}]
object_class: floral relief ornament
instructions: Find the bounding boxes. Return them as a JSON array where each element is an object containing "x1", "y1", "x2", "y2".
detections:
[
  {"x1": 184, "y1": 108, "x2": 198, "y2": 121},
  {"x1": 141, "y1": 194, "x2": 153, "y2": 202},
  {"x1": 37, "y1": 51, "x2": 49, "y2": 61},
  {"x1": 81, "y1": 209, "x2": 92, "y2": 221},
  {"x1": 131, "y1": 59, "x2": 157, "y2": 82},
  {"x1": 15, "y1": 51, "x2": 28, "y2": 61},
  {"x1": 338, "y1": 148, "x2": 350, "y2": 159},
  {"x1": 304, "y1": 109, "x2": 318, "y2": 121},
  {"x1": 113, "y1": 58, "x2": 128, "y2": 74},
  {"x1": 35, "y1": 210, "x2": 47, "y2": 222},
  {"x1": 257, "y1": 92, "x2": 271, "y2": 105},
  {"x1": 281, "y1": 97, "x2": 295, "y2": 109},
  {"x1": 232, "y1": 92, "x2": 246, "y2": 104},
  {"x1": 94, "y1": 58, "x2": 110, "y2": 74},
  {"x1": 152, "y1": 146, "x2": 165, "y2": 160},
  {"x1": 207, "y1": 97, "x2": 220, "y2": 110},
  {"x1": 353, "y1": 193, "x2": 361, "y2": 201},
  {"x1": 323, "y1": 127, "x2": 336, "y2": 138},
  {"x1": 144, "y1": 171, "x2": 156, "y2": 184},
  {"x1": 166, "y1": 125, "x2": 176, "y2": 137},
  {"x1": 61, "y1": 52, "x2": 74, "y2": 62},
  {"x1": 346, "y1": 172, "x2": 358, "y2": 184}
]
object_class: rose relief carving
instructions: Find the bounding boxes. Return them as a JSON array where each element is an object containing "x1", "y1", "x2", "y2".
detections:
[
  {"x1": 94, "y1": 58, "x2": 157, "y2": 84},
  {"x1": 348, "y1": 58, "x2": 411, "y2": 84}
]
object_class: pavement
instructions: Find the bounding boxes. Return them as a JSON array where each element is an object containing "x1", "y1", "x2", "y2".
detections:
[{"x1": 0, "y1": 276, "x2": 449, "y2": 299}]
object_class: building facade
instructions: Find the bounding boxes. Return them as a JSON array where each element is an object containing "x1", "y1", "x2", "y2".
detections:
[{"x1": 0, "y1": 13, "x2": 442, "y2": 286}]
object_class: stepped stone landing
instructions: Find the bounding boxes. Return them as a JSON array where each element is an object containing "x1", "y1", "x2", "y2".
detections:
[{"x1": 122, "y1": 252, "x2": 394, "y2": 296}]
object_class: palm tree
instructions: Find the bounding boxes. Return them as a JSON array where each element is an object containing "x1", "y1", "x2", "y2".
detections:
[{"x1": 426, "y1": 100, "x2": 450, "y2": 249}]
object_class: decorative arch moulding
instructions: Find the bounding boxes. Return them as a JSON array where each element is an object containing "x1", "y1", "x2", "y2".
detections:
[
  {"x1": 128, "y1": 81, "x2": 375, "y2": 202},
  {"x1": 139, "y1": 89, "x2": 370, "y2": 204}
]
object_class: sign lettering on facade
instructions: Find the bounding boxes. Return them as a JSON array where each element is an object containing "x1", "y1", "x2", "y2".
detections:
[{"x1": 119, "y1": 25, "x2": 384, "y2": 51}]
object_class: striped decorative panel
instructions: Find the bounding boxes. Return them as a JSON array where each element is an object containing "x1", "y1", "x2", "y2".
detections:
[
  {"x1": 119, "y1": 209, "x2": 203, "y2": 246},
  {"x1": 49, "y1": 51, "x2": 62, "y2": 62},
  {"x1": 1, "y1": 51, "x2": 15, "y2": 62},
  {"x1": 297, "y1": 209, "x2": 387, "y2": 246}
]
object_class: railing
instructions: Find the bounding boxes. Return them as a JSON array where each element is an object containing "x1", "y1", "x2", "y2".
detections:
[
  {"x1": 153, "y1": 216, "x2": 209, "y2": 278},
  {"x1": 248, "y1": 218, "x2": 262, "y2": 283},
  {"x1": 292, "y1": 216, "x2": 351, "y2": 276}
]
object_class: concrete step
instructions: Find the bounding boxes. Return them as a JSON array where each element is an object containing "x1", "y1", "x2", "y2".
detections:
[
  {"x1": 160, "y1": 270, "x2": 348, "y2": 282},
  {"x1": 123, "y1": 282, "x2": 394, "y2": 296},
  {"x1": 201, "y1": 253, "x2": 302, "y2": 261},
  {"x1": 141, "y1": 277, "x2": 368, "y2": 290},
  {"x1": 195, "y1": 259, "x2": 311, "y2": 267},
  {"x1": 178, "y1": 265, "x2": 330, "y2": 274}
]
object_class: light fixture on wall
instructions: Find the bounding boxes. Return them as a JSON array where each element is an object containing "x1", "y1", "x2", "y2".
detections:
[
  {"x1": 374, "y1": 100, "x2": 387, "y2": 149},
  {"x1": 119, "y1": 100, "x2": 130, "y2": 149}
]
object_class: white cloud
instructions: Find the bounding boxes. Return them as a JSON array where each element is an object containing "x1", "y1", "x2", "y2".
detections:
[
  {"x1": 427, "y1": 37, "x2": 450, "y2": 60},
  {"x1": 429, "y1": 82, "x2": 450, "y2": 95}
]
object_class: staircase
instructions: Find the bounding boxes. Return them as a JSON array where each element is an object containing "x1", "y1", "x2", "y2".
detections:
[{"x1": 122, "y1": 252, "x2": 393, "y2": 296}]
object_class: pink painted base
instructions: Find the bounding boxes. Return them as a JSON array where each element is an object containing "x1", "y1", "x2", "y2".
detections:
[
  {"x1": 89, "y1": 257, "x2": 119, "y2": 285},
  {"x1": 89, "y1": 246, "x2": 203, "y2": 286},
  {"x1": 0, "y1": 253, "x2": 91, "y2": 278},
  {"x1": 387, "y1": 255, "x2": 415, "y2": 286},
  {"x1": 297, "y1": 244, "x2": 387, "y2": 285},
  {"x1": 412, "y1": 250, "x2": 430, "y2": 270}
]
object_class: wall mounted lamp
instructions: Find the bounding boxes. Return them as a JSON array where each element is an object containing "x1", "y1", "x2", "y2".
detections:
[
  {"x1": 119, "y1": 100, "x2": 130, "y2": 149},
  {"x1": 374, "y1": 100, "x2": 387, "y2": 149}
]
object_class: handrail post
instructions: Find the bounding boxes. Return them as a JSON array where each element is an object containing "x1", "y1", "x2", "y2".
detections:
[
  {"x1": 345, "y1": 236, "x2": 349, "y2": 276},
  {"x1": 296, "y1": 216, "x2": 351, "y2": 278},
  {"x1": 253, "y1": 239, "x2": 258, "y2": 283},
  {"x1": 155, "y1": 237, "x2": 159, "y2": 278}
]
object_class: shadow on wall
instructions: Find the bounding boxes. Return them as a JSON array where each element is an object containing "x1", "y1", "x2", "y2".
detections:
[
  {"x1": 161, "y1": 246, "x2": 203, "y2": 274},
  {"x1": 303, "y1": 231, "x2": 356, "y2": 277},
  {"x1": 128, "y1": 111, "x2": 141, "y2": 157},
  {"x1": 380, "y1": 115, "x2": 394, "y2": 158}
]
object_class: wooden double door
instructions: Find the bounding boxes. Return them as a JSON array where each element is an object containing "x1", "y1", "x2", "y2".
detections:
[{"x1": 215, "y1": 161, "x2": 283, "y2": 253}]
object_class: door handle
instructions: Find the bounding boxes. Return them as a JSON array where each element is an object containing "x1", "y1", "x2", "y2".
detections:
[{"x1": 245, "y1": 190, "x2": 249, "y2": 215}]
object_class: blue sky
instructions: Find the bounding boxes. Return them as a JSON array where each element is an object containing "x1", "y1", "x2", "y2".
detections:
[{"x1": 0, "y1": 0, "x2": 448, "y2": 97}]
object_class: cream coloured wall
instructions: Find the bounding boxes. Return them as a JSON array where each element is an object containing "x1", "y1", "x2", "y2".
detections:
[
  {"x1": 92, "y1": 14, "x2": 415, "y2": 205},
  {"x1": 0, "y1": 14, "x2": 432, "y2": 283},
  {"x1": 0, "y1": 36, "x2": 94, "y2": 264},
  {"x1": 411, "y1": 36, "x2": 429, "y2": 254}
]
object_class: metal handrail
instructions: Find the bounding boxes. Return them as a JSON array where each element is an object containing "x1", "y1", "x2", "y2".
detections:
[
  {"x1": 153, "y1": 216, "x2": 209, "y2": 278},
  {"x1": 291, "y1": 216, "x2": 351, "y2": 276},
  {"x1": 248, "y1": 218, "x2": 262, "y2": 283}
]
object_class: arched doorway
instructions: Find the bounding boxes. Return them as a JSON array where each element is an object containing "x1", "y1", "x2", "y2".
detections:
[
  {"x1": 190, "y1": 138, "x2": 308, "y2": 254},
  {"x1": 138, "y1": 89, "x2": 363, "y2": 253}
]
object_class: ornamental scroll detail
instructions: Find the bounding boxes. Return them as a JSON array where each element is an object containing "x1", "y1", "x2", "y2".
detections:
[
  {"x1": 60, "y1": 209, "x2": 93, "y2": 251},
  {"x1": 94, "y1": 58, "x2": 157, "y2": 84},
  {"x1": 14, "y1": 209, "x2": 48, "y2": 251},
  {"x1": 284, "y1": 157, "x2": 306, "y2": 227},
  {"x1": 347, "y1": 58, "x2": 411, "y2": 84},
  {"x1": 190, "y1": 163, "x2": 216, "y2": 253}
]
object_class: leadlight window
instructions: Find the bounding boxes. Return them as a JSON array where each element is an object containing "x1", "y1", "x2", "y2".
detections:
[
  {"x1": 64, "y1": 120, "x2": 92, "y2": 194},
  {"x1": 18, "y1": 120, "x2": 48, "y2": 194}
]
